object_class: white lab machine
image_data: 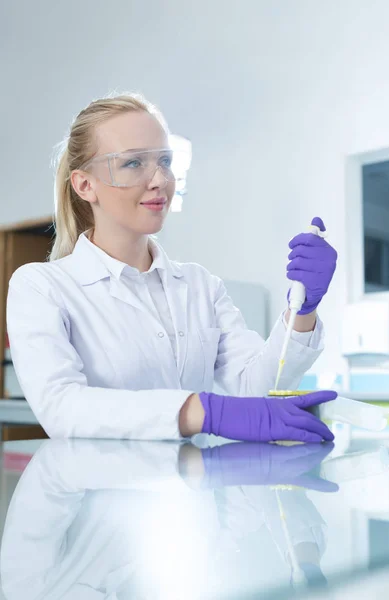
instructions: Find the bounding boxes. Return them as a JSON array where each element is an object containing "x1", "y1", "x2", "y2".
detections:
[
  {"x1": 336, "y1": 300, "x2": 389, "y2": 449},
  {"x1": 342, "y1": 300, "x2": 389, "y2": 365},
  {"x1": 222, "y1": 279, "x2": 269, "y2": 339},
  {"x1": 341, "y1": 299, "x2": 389, "y2": 395}
]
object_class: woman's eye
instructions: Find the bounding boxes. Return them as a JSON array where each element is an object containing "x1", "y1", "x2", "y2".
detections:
[
  {"x1": 122, "y1": 159, "x2": 142, "y2": 169},
  {"x1": 160, "y1": 155, "x2": 172, "y2": 168}
]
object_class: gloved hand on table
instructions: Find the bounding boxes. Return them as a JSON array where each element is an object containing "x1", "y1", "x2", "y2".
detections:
[
  {"x1": 199, "y1": 390, "x2": 337, "y2": 443},
  {"x1": 287, "y1": 217, "x2": 337, "y2": 315}
]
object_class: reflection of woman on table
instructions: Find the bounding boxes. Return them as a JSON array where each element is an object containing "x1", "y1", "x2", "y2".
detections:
[{"x1": 1, "y1": 440, "x2": 335, "y2": 598}]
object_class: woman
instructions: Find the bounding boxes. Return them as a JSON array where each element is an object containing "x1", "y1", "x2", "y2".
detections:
[{"x1": 6, "y1": 93, "x2": 337, "y2": 442}]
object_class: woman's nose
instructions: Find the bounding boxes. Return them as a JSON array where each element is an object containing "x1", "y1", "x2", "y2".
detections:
[{"x1": 147, "y1": 165, "x2": 168, "y2": 189}]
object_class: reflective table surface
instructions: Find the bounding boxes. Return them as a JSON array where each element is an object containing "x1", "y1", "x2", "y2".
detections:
[{"x1": 0, "y1": 436, "x2": 389, "y2": 599}]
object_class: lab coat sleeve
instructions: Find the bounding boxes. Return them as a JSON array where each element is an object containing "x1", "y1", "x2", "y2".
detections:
[
  {"x1": 6, "y1": 267, "x2": 193, "y2": 439},
  {"x1": 212, "y1": 278, "x2": 324, "y2": 396}
]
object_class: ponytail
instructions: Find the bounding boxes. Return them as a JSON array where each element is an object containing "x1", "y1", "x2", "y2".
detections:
[{"x1": 49, "y1": 149, "x2": 93, "y2": 261}]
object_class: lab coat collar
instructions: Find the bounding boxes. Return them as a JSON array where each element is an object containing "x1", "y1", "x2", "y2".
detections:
[{"x1": 69, "y1": 232, "x2": 183, "y2": 285}]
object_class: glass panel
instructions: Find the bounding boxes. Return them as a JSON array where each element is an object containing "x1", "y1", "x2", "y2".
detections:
[{"x1": 362, "y1": 160, "x2": 389, "y2": 293}]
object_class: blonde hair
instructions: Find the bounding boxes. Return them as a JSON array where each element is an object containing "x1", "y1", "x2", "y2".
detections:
[{"x1": 50, "y1": 93, "x2": 166, "y2": 261}]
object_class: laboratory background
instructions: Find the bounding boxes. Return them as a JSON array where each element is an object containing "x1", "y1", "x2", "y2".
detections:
[{"x1": 1, "y1": 1, "x2": 389, "y2": 599}]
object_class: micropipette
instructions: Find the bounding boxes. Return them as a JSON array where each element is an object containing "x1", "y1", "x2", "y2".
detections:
[{"x1": 273, "y1": 219, "x2": 328, "y2": 391}]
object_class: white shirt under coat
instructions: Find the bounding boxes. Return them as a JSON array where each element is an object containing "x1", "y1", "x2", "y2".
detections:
[{"x1": 6, "y1": 233, "x2": 324, "y2": 440}]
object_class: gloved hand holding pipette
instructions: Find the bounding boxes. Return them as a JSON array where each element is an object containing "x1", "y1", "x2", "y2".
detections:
[
  {"x1": 274, "y1": 217, "x2": 337, "y2": 390},
  {"x1": 287, "y1": 217, "x2": 337, "y2": 315}
]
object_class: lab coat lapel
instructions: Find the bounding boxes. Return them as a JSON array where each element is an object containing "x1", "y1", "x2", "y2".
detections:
[
  {"x1": 163, "y1": 273, "x2": 188, "y2": 380},
  {"x1": 151, "y1": 239, "x2": 189, "y2": 378},
  {"x1": 108, "y1": 277, "x2": 148, "y2": 314},
  {"x1": 68, "y1": 234, "x2": 148, "y2": 313}
]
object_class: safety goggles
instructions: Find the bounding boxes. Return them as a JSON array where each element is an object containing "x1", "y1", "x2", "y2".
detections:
[{"x1": 79, "y1": 138, "x2": 192, "y2": 190}]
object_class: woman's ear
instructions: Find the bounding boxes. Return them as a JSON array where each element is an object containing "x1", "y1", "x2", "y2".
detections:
[{"x1": 71, "y1": 170, "x2": 98, "y2": 204}]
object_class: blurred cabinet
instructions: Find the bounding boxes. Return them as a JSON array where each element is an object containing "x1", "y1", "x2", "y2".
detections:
[
  {"x1": 0, "y1": 217, "x2": 54, "y2": 440},
  {"x1": 223, "y1": 280, "x2": 269, "y2": 338},
  {"x1": 1, "y1": 424, "x2": 47, "y2": 441}
]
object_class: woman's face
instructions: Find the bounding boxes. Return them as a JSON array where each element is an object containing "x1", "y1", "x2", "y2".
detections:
[{"x1": 74, "y1": 111, "x2": 176, "y2": 237}]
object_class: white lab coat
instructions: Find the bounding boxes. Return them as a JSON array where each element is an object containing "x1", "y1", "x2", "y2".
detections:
[{"x1": 6, "y1": 234, "x2": 324, "y2": 439}]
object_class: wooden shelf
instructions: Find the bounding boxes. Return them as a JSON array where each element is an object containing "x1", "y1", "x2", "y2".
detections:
[{"x1": 0, "y1": 215, "x2": 54, "y2": 233}]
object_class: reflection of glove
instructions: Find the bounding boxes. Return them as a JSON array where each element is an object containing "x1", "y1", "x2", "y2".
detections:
[
  {"x1": 287, "y1": 217, "x2": 337, "y2": 315},
  {"x1": 200, "y1": 441, "x2": 338, "y2": 492},
  {"x1": 199, "y1": 390, "x2": 337, "y2": 443}
]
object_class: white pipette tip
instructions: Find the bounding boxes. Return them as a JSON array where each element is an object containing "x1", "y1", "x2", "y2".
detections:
[
  {"x1": 274, "y1": 360, "x2": 285, "y2": 391},
  {"x1": 274, "y1": 307, "x2": 298, "y2": 390}
]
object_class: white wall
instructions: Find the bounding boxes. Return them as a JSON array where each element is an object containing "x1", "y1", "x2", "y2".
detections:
[{"x1": 4, "y1": 0, "x2": 389, "y2": 378}]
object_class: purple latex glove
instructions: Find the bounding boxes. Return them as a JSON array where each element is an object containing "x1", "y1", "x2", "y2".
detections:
[
  {"x1": 287, "y1": 217, "x2": 337, "y2": 315},
  {"x1": 199, "y1": 390, "x2": 337, "y2": 443}
]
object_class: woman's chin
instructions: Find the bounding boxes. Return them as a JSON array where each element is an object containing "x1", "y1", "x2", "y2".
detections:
[{"x1": 138, "y1": 219, "x2": 166, "y2": 236}]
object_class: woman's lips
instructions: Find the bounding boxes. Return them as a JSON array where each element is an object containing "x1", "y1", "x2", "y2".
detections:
[{"x1": 140, "y1": 198, "x2": 167, "y2": 212}]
